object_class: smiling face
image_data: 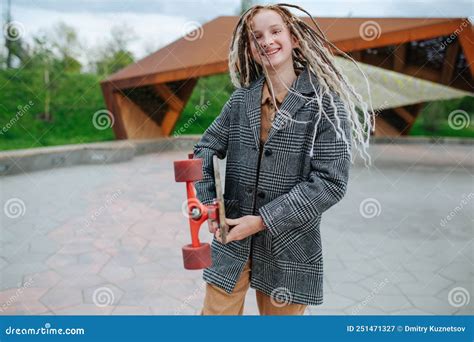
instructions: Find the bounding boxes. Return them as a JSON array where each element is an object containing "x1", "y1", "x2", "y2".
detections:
[{"x1": 248, "y1": 9, "x2": 299, "y2": 70}]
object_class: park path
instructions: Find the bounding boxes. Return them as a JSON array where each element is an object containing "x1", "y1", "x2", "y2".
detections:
[{"x1": 0, "y1": 142, "x2": 472, "y2": 315}]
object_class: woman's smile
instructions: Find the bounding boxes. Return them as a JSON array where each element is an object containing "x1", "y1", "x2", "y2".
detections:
[{"x1": 262, "y1": 47, "x2": 281, "y2": 56}]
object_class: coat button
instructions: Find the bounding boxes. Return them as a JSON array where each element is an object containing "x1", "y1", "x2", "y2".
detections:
[
  {"x1": 257, "y1": 191, "x2": 265, "y2": 199},
  {"x1": 264, "y1": 148, "x2": 272, "y2": 156}
]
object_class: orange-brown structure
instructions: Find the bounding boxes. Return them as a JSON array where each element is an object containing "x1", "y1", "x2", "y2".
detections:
[{"x1": 100, "y1": 16, "x2": 473, "y2": 139}]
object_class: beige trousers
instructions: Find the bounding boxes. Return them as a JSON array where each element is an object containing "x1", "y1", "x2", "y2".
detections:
[{"x1": 200, "y1": 259, "x2": 307, "y2": 315}]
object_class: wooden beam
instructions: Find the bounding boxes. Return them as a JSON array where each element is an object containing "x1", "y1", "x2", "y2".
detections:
[
  {"x1": 393, "y1": 43, "x2": 407, "y2": 72},
  {"x1": 101, "y1": 61, "x2": 227, "y2": 91},
  {"x1": 458, "y1": 25, "x2": 474, "y2": 78},
  {"x1": 393, "y1": 106, "x2": 415, "y2": 125},
  {"x1": 334, "y1": 20, "x2": 465, "y2": 53},
  {"x1": 374, "y1": 116, "x2": 401, "y2": 137},
  {"x1": 161, "y1": 109, "x2": 180, "y2": 136},
  {"x1": 100, "y1": 82, "x2": 128, "y2": 139},
  {"x1": 159, "y1": 78, "x2": 198, "y2": 135},
  {"x1": 153, "y1": 84, "x2": 184, "y2": 112}
]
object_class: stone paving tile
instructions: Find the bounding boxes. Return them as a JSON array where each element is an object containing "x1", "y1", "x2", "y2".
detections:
[
  {"x1": 53, "y1": 304, "x2": 114, "y2": 315},
  {"x1": 0, "y1": 145, "x2": 472, "y2": 315},
  {"x1": 0, "y1": 263, "x2": 49, "y2": 290},
  {"x1": 56, "y1": 275, "x2": 108, "y2": 289},
  {"x1": 22, "y1": 270, "x2": 62, "y2": 289},
  {"x1": 0, "y1": 287, "x2": 50, "y2": 315},
  {"x1": 111, "y1": 305, "x2": 153, "y2": 315},
  {"x1": 39, "y1": 286, "x2": 83, "y2": 311},
  {"x1": 100, "y1": 262, "x2": 135, "y2": 283},
  {"x1": 83, "y1": 284, "x2": 124, "y2": 307}
]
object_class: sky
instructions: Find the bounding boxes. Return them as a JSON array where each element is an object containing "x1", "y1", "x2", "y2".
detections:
[{"x1": 3, "y1": 0, "x2": 473, "y2": 61}]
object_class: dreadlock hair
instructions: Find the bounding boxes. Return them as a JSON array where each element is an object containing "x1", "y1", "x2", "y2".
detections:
[{"x1": 228, "y1": 3, "x2": 376, "y2": 166}]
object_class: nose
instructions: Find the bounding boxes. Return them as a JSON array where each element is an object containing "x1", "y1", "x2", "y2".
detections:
[{"x1": 262, "y1": 33, "x2": 274, "y2": 49}]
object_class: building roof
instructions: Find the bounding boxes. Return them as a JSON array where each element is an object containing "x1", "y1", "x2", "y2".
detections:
[{"x1": 103, "y1": 16, "x2": 472, "y2": 88}]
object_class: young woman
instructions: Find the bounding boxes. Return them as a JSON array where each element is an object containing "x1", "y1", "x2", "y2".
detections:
[{"x1": 193, "y1": 3, "x2": 374, "y2": 315}]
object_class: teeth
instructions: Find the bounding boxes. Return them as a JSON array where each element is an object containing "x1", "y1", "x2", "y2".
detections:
[{"x1": 263, "y1": 48, "x2": 280, "y2": 56}]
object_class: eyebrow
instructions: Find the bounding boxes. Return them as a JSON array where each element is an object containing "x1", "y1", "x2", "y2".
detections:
[{"x1": 252, "y1": 24, "x2": 283, "y2": 34}]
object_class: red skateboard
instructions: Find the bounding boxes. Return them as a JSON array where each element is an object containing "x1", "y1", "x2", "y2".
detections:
[{"x1": 173, "y1": 154, "x2": 230, "y2": 270}]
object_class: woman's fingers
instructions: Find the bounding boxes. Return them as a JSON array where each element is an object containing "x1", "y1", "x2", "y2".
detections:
[
  {"x1": 208, "y1": 220, "x2": 218, "y2": 233},
  {"x1": 225, "y1": 218, "x2": 239, "y2": 226},
  {"x1": 214, "y1": 228, "x2": 221, "y2": 243}
]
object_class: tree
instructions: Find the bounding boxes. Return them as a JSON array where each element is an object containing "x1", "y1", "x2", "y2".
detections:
[
  {"x1": 29, "y1": 34, "x2": 56, "y2": 122},
  {"x1": 50, "y1": 22, "x2": 83, "y2": 73},
  {"x1": 239, "y1": 0, "x2": 254, "y2": 14},
  {"x1": 3, "y1": 0, "x2": 28, "y2": 68},
  {"x1": 93, "y1": 24, "x2": 136, "y2": 76}
]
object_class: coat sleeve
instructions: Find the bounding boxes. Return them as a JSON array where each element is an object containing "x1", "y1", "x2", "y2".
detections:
[
  {"x1": 258, "y1": 92, "x2": 352, "y2": 237},
  {"x1": 192, "y1": 92, "x2": 235, "y2": 206}
]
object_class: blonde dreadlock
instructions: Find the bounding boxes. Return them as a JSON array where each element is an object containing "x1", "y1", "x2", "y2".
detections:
[{"x1": 228, "y1": 3, "x2": 376, "y2": 166}]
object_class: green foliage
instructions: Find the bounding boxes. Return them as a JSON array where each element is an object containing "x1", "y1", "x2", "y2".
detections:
[
  {"x1": 92, "y1": 25, "x2": 136, "y2": 76},
  {"x1": 175, "y1": 73, "x2": 474, "y2": 140},
  {"x1": 0, "y1": 65, "x2": 472, "y2": 153},
  {"x1": 95, "y1": 50, "x2": 134, "y2": 76},
  {"x1": 172, "y1": 73, "x2": 235, "y2": 135},
  {"x1": 409, "y1": 96, "x2": 474, "y2": 138},
  {"x1": 0, "y1": 69, "x2": 113, "y2": 151}
]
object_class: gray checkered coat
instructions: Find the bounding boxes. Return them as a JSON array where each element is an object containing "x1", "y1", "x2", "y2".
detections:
[{"x1": 193, "y1": 65, "x2": 352, "y2": 306}]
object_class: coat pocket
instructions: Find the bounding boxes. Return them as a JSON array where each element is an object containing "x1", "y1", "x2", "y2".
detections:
[{"x1": 270, "y1": 218, "x2": 322, "y2": 265}]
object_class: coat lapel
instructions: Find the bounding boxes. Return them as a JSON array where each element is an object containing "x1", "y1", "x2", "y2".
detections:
[{"x1": 244, "y1": 64, "x2": 319, "y2": 149}]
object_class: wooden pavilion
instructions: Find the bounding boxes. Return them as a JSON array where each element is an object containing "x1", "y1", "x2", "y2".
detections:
[{"x1": 100, "y1": 16, "x2": 473, "y2": 139}]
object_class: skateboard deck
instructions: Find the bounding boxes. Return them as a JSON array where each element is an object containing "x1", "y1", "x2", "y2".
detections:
[{"x1": 212, "y1": 155, "x2": 229, "y2": 244}]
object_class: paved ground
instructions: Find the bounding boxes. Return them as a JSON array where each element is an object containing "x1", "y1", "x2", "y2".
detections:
[{"x1": 0, "y1": 142, "x2": 472, "y2": 315}]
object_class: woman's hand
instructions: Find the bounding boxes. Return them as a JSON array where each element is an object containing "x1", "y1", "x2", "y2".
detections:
[
  {"x1": 214, "y1": 215, "x2": 265, "y2": 243},
  {"x1": 208, "y1": 219, "x2": 219, "y2": 234}
]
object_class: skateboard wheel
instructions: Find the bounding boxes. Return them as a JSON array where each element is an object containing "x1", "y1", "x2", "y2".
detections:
[
  {"x1": 182, "y1": 243, "x2": 212, "y2": 270},
  {"x1": 174, "y1": 159, "x2": 203, "y2": 182}
]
